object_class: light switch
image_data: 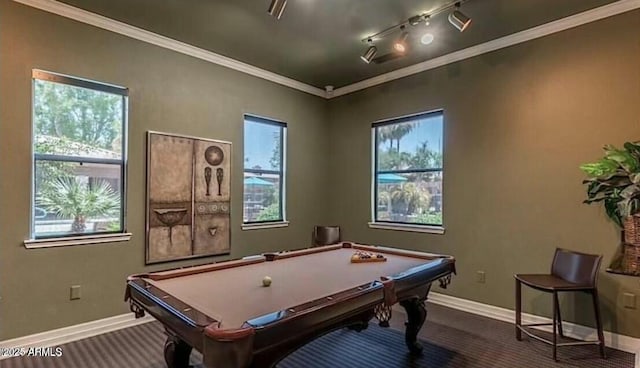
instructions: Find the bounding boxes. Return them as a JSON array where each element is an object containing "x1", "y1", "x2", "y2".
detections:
[
  {"x1": 623, "y1": 293, "x2": 636, "y2": 309},
  {"x1": 70, "y1": 285, "x2": 81, "y2": 300}
]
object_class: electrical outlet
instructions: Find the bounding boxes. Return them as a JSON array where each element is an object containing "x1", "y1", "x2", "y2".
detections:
[
  {"x1": 623, "y1": 293, "x2": 636, "y2": 309},
  {"x1": 476, "y1": 271, "x2": 486, "y2": 284},
  {"x1": 70, "y1": 285, "x2": 81, "y2": 300}
]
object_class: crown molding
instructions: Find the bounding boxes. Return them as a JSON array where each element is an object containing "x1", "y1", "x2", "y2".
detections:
[
  {"x1": 11, "y1": 0, "x2": 640, "y2": 100},
  {"x1": 11, "y1": 0, "x2": 327, "y2": 98},
  {"x1": 331, "y1": 0, "x2": 640, "y2": 98}
]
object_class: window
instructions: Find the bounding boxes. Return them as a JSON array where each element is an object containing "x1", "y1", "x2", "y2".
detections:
[
  {"x1": 32, "y1": 70, "x2": 127, "y2": 239},
  {"x1": 373, "y1": 111, "x2": 443, "y2": 227},
  {"x1": 243, "y1": 115, "x2": 286, "y2": 224}
]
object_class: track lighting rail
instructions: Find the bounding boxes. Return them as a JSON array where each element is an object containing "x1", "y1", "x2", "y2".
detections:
[{"x1": 360, "y1": 0, "x2": 471, "y2": 43}]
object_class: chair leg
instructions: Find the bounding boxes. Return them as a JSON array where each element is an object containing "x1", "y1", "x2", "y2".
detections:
[
  {"x1": 554, "y1": 293, "x2": 564, "y2": 338},
  {"x1": 552, "y1": 291, "x2": 558, "y2": 362},
  {"x1": 592, "y1": 290, "x2": 607, "y2": 359},
  {"x1": 515, "y1": 279, "x2": 522, "y2": 341}
]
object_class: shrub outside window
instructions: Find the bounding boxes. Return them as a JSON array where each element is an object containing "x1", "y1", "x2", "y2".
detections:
[
  {"x1": 243, "y1": 115, "x2": 286, "y2": 224},
  {"x1": 373, "y1": 111, "x2": 444, "y2": 226},
  {"x1": 32, "y1": 70, "x2": 127, "y2": 239}
]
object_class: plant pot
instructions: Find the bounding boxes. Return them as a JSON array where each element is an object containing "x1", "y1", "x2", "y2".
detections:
[
  {"x1": 621, "y1": 216, "x2": 640, "y2": 275},
  {"x1": 623, "y1": 243, "x2": 640, "y2": 276},
  {"x1": 624, "y1": 214, "x2": 640, "y2": 245}
]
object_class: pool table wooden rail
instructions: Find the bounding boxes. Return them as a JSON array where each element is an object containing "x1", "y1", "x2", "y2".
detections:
[{"x1": 125, "y1": 242, "x2": 455, "y2": 368}]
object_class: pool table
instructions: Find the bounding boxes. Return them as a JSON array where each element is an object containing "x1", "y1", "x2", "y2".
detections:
[{"x1": 125, "y1": 242, "x2": 455, "y2": 368}]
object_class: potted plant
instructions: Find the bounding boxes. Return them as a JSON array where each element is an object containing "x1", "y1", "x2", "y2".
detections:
[
  {"x1": 37, "y1": 177, "x2": 120, "y2": 233},
  {"x1": 580, "y1": 141, "x2": 640, "y2": 274}
]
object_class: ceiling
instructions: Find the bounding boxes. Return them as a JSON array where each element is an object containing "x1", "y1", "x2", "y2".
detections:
[{"x1": 57, "y1": 0, "x2": 619, "y2": 89}]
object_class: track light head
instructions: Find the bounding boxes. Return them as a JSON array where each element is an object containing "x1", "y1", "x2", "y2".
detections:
[
  {"x1": 268, "y1": 0, "x2": 287, "y2": 20},
  {"x1": 420, "y1": 33, "x2": 434, "y2": 45},
  {"x1": 409, "y1": 14, "x2": 433, "y2": 26},
  {"x1": 361, "y1": 45, "x2": 378, "y2": 64},
  {"x1": 408, "y1": 15, "x2": 423, "y2": 26},
  {"x1": 393, "y1": 30, "x2": 409, "y2": 53},
  {"x1": 448, "y1": 5, "x2": 471, "y2": 32}
]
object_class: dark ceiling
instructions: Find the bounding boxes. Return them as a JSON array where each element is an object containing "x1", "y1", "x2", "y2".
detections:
[{"x1": 57, "y1": 0, "x2": 618, "y2": 89}]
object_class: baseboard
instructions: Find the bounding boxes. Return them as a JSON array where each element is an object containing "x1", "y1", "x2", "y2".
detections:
[
  {"x1": 0, "y1": 313, "x2": 153, "y2": 360},
  {"x1": 421, "y1": 292, "x2": 640, "y2": 368}
]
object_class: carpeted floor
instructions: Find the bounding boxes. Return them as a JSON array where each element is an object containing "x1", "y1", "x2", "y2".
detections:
[{"x1": 2, "y1": 303, "x2": 633, "y2": 368}]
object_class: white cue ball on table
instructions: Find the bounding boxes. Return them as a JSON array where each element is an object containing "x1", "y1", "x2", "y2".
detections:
[{"x1": 262, "y1": 276, "x2": 272, "y2": 287}]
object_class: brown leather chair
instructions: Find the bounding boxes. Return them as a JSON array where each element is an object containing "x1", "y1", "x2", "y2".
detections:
[
  {"x1": 515, "y1": 248, "x2": 605, "y2": 361},
  {"x1": 313, "y1": 226, "x2": 340, "y2": 246}
]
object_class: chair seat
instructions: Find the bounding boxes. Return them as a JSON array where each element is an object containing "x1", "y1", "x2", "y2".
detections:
[{"x1": 515, "y1": 274, "x2": 592, "y2": 291}]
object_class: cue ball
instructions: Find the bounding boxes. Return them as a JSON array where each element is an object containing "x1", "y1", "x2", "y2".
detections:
[{"x1": 262, "y1": 276, "x2": 272, "y2": 287}]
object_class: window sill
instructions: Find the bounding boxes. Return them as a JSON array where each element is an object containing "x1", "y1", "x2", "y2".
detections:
[
  {"x1": 242, "y1": 221, "x2": 289, "y2": 231},
  {"x1": 24, "y1": 233, "x2": 132, "y2": 249},
  {"x1": 368, "y1": 222, "x2": 445, "y2": 234}
]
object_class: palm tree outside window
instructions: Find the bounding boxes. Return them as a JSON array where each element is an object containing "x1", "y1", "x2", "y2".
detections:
[
  {"x1": 32, "y1": 70, "x2": 127, "y2": 238},
  {"x1": 372, "y1": 111, "x2": 444, "y2": 226}
]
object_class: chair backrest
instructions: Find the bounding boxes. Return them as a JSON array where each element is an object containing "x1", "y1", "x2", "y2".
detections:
[
  {"x1": 313, "y1": 226, "x2": 341, "y2": 246},
  {"x1": 551, "y1": 248, "x2": 602, "y2": 287}
]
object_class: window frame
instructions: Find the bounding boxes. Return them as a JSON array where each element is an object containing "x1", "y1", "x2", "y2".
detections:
[
  {"x1": 371, "y1": 110, "x2": 444, "y2": 229},
  {"x1": 30, "y1": 70, "x2": 129, "y2": 241},
  {"x1": 242, "y1": 114, "x2": 287, "y2": 226}
]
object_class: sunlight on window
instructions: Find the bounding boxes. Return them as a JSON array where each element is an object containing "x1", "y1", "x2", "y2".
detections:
[
  {"x1": 373, "y1": 112, "x2": 444, "y2": 226},
  {"x1": 243, "y1": 116, "x2": 286, "y2": 223},
  {"x1": 32, "y1": 71, "x2": 127, "y2": 238}
]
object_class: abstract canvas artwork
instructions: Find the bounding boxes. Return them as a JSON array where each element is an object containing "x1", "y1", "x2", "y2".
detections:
[{"x1": 146, "y1": 131, "x2": 231, "y2": 264}]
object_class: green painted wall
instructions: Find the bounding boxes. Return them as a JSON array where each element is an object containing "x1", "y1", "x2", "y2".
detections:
[
  {"x1": 0, "y1": 1, "x2": 330, "y2": 339},
  {"x1": 327, "y1": 11, "x2": 640, "y2": 337},
  {"x1": 2, "y1": 0, "x2": 640, "y2": 341}
]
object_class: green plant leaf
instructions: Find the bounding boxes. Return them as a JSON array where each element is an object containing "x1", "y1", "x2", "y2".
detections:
[
  {"x1": 580, "y1": 141, "x2": 640, "y2": 227},
  {"x1": 585, "y1": 179, "x2": 627, "y2": 200},
  {"x1": 609, "y1": 152, "x2": 638, "y2": 172},
  {"x1": 624, "y1": 141, "x2": 640, "y2": 158},
  {"x1": 579, "y1": 159, "x2": 620, "y2": 177},
  {"x1": 584, "y1": 198, "x2": 606, "y2": 204},
  {"x1": 604, "y1": 199, "x2": 623, "y2": 227},
  {"x1": 621, "y1": 185, "x2": 640, "y2": 199}
]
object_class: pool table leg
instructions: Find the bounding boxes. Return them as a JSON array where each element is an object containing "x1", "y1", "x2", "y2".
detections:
[
  {"x1": 164, "y1": 333, "x2": 192, "y2": 368},
  {"x1": 400, "y1": 298, "x2": 427, "y2": 355}
]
